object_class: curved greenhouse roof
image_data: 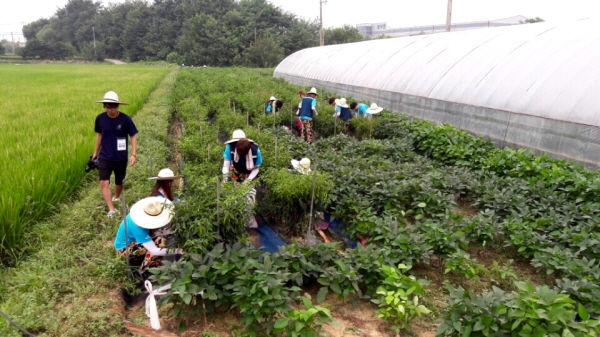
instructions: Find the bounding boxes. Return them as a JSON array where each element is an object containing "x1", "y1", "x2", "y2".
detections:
[{"x1": 274, "y1": 18, "x2": 600, "y2": 167}]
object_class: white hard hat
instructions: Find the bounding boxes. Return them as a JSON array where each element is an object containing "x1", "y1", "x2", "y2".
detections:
[
  {"x1": 95, "y1": 91, "x2": 128, "y2": 105},
  {"x1": 232, "y1": 129, "x2": 246, "y2": 139},
  {"x1": 269, "y1": 96, "x2": 277, "y2": 101}
]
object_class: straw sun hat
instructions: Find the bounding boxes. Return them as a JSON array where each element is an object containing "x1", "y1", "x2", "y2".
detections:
[
  {"x1": 95, "y1": 91, "x2": 129, "y2": 105},
  {"x1": 307, "y1": 87, "x2": 319, "y2": 96},
  {"x1": 338, "y1": 98, "x2": 349, "y2": 108},
  {"x1": 130, "y1": 197, "x2": 174, "y2": 229},
  {"x1": 366, "y1": 103, "x2": 384, "y2": 114},
  {"x1": 148, "y1": 168, "x2": 182, "y2": 181}
]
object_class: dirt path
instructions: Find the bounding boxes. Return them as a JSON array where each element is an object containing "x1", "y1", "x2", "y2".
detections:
[{"x1": 105, "y1": 58, "x2": 126, "y2": 65}]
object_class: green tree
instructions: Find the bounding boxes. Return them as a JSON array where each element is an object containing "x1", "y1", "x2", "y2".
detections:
[
  {"x1": 21, "y1": 40, "x2": 50, "y2": 59},
  {"x1": 49, "y1": 0, "x2": 101, "y2": 50},
  {"x1": 324, "y1": 25, "x2": 363, "y2": 45},
  {"x1": 242, "y1": 36, "x2": 284, "y2": 67},
  {"x1": 176, "y1": 13, "x2": 240, "y2": 66},
  {"x1": 0, "y1": 43, "x2": 5, "y2": 55},
  {"x1": 121, "y1": 2, "x2": 152, "y2": 61},
  {"x1": 22, "y1": 18, "x2": 50, "y2": 41},
  {"x1": 279, "y1": 18, "x2": 319, "y2": 55},
  {"x1": 80, "y1": 41, "x2": 105, "y2": 61}
]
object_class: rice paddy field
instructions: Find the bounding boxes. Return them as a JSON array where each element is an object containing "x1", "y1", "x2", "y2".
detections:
[{"x1": 0, "y1": 63, "x2": 169, "y2": 254}]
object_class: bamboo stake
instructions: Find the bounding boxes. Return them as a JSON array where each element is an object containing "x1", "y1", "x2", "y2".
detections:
[
  {"x1": 308, "y1": 163, "x2": 318, "y2": 230},
  {"x1": 216, "y1": 178, "x2": 221, "y2": 224}
]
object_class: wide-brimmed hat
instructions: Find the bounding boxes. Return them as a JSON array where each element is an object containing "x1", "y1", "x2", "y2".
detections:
[
  {"x1": 307, "y1": 87, "x2": 319, "y2": 96},
  {"x1": 366, "y1": 103, "x2": 384, "y2": 114},
  {"x1": 95, "y1": 91, "x2": 129, "y2": 105},
  {"x1": 269, "y1": 96, "x2": 277, "y2": 101},
  {"x1": 339, "y1": 98, "x2": 349, "y2": 108},
  {"x1": 148, "y1": 168, "x2": 182, "y2": 181},
  {"x1": 130, "y1": 197, "x2": 174, "y2": 229},
  {"x1": 291, "y1": 157, "x2": 312, "y2": 174},
  {"x1": 232, "y1": 129, "x2": 246, "y2": 139}
]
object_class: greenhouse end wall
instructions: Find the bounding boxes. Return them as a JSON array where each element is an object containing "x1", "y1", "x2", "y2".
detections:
[{"x1": 276, "y1": 74, "x2": 600, "y2": 168}]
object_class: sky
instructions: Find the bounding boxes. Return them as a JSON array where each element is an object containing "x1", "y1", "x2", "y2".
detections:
[{"x1": 1, "y1": 0, "x2": 598, "y2": 42}]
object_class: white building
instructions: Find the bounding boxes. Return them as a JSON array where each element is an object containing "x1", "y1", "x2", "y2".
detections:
[{"x1": 357, "y1": 16, "x2": 527, "y2": 38}]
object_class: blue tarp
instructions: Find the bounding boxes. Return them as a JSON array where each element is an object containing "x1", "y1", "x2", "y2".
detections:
[
  {"x1": 255, "y1": 216, "x2": 286, "y2": 252},
  {"x1": 328, "y1": 219, "x2": 359, "y2": 249}
]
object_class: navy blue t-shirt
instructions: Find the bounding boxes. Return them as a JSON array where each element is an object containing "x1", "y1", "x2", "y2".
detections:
[{"x1": 94, "y1": 112, "x2": 138, "y2": 161}]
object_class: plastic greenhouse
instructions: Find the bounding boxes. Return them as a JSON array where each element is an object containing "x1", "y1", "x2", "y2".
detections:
[{"x1": 274, "y1": 18, "x2": 600, "y2": 167}]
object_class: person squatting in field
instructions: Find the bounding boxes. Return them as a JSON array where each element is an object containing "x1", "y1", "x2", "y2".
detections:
[
  {"x1": 297, "y1": 87, "x2": 319, "y2": 142},
  {"x1": 113, "y1": 197, "x2": 183, "y2": 277},
  {"x1": 92, "y1": 91, "x2": 138, "y2": 218},
  {"x1": 222, "y1": 129, "x2": 263, "y2": 183},
  {"x1": 149, "y1": 168, "x2": 182, "y2": 202},
  {"x1": 264, "y1": 96, "x2": 284, "y2": 115},
  {"x1": 333, "y1": 98, "x2": 353, "y2": 135}
]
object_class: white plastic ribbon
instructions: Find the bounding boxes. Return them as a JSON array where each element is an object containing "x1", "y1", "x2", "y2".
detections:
[
  {"x1": 144, "y1": 280, "x2": 172, "y2": 330},
  {"x1": 144, "y1": 280, "x2": 204, "y2": 330}
]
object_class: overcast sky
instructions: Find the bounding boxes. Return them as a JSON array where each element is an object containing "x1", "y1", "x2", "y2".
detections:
[{"x1": 1, "y1": 0, "x2": 598, "y2": 42}]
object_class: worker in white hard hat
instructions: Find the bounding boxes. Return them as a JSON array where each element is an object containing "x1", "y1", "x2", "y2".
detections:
[
  {"x1": 92, "y1": 91, "x2": 138, "y2": 218},
  {"x1": 222, "y1": 129, "x2": 263, "y2": 183}
]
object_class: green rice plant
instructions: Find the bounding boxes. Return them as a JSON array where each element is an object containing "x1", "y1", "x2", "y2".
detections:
[{"x1": 0, "y1": 64, "x2": 169, "y2": 254}]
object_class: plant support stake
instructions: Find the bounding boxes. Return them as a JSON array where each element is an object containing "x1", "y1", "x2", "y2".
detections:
[{"x1": 216, "y1": 178, "x2": 221, "y2": 223}]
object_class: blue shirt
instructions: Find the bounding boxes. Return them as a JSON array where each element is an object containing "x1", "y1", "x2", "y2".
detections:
[
  {"x1": 357, "y1": 103, "x2": 371, "y2": 118},
  {"x1": 223, "y1": 144, "x2": 263, "y2": 166},
  {"x1": 299, "y1": 97, "x2": 317, "y2": 120},
  {"x1": 94, "y1": 112, "x2": 138, "y2": 161},
  {"x1": 114, "y1": 214, "x2": 152, "y2": 249},
  {"x1": 265, "y1": 102, "x2": 273, "y2": 114}
]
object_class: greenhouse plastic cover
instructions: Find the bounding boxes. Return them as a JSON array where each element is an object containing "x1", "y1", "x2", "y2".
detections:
[{"x1": 274, "y1": 18, "x2": 600, "y2": 167}]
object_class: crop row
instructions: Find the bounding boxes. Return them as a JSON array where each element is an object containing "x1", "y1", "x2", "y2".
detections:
[{"x1": 153, "y1": 67, "x2": 600, "y2": 336}]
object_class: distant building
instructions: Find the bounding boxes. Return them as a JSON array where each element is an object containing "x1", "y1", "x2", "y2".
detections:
[{"x1": 357, "y1": 16, "x2": 528, "y2": 38}]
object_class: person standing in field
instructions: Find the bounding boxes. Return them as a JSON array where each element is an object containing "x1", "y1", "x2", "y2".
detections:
[
  {"x1": 294, "y1": 91, "x2": 306, "y2": 137},
  {"x1": 92, "y1": 91, "x2": 138, "y2": 217},
  {"x1": 297, "y1": 87, "x2": 319, "y2": 142}
]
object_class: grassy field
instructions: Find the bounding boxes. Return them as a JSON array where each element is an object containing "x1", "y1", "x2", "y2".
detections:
[{"x1": 0, "y1": 64, "x2": 169, "y2": 255}]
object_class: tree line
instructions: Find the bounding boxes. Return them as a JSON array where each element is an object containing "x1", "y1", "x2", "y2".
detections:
[{"x1": 19, "y1": 0, "x2": 365, "y2": 66}]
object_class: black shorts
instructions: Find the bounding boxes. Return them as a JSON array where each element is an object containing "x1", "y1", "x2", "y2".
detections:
[{"x1": 98, "y1": 159, "x2": 128, "y2": 185}]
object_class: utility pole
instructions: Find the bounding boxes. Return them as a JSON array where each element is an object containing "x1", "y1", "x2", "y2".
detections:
[
  {"x1": 92, "y1": 26, "x2": 97, "y2": 59},
  {"x1": 319, "y1": 0, "x2": 327, "y2": 46},
  {"x1": 11, "y1": 32, "x2": 15, "y2": 54},
  {"x1": 445, "y1": 0, "x2": 453, "y2": 32}
]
